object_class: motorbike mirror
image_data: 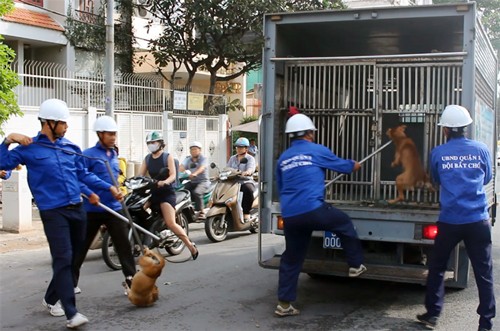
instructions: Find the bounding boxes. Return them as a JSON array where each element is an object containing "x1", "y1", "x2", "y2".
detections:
[
  {"x1": 210, "y1": 162, "x2": 217, "y2": 169},
  {"x1": 189, "y1": 162, "x2": 197, "y2": 169},
  {"x1": 156, "y1": 167, "x2": 169, "y2": 180},
  {"x1": 240, "y1": 158, "x2": 248, "y2": 164}
]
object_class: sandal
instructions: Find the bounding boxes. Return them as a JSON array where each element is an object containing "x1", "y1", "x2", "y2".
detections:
[{"x1": 191, "y1": 242, "x2": 199, "y2": 260}]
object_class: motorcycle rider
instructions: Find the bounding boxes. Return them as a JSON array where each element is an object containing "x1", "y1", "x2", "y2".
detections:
[
  {"x1": 73, "y1": 116, "x2": 136, "y2": 294},
  {"x1": 137, "y1": 131, "x2": 199, "y2": 260},
  {"x1": 179, "y1": 141, "x2": 210, "y2": 219},
  {"x1": 226, "y1": 137, "x2": 256, "y2": 222}
]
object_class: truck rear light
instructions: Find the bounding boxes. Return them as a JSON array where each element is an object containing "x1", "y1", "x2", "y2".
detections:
[
  {"x1": 277, "y1": 216, "x2": 284, "y2": 230},
  {"x1": 423, "y1": 225, "x2": 438, "y2": 240}
]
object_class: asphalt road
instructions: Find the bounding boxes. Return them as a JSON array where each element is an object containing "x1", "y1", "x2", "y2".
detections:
[{"x1": 1, "y1": 221, "x2": 499, "y2": 331}]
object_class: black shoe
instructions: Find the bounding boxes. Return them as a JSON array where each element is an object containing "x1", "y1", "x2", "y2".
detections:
[
  {"x1": 478, "y1": 327, "x2": 491, "y2": 331},
  {"x1": 191, "y1": 242, "x2": 199, "y2": 260},
  {"x1": 416, "y1": 313, "x2": 438, "y2": 329}
]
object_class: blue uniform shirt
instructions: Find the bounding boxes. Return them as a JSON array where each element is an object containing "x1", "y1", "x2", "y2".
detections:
[
  {"x1": 430, "y1": 136, "x2": 492, "y2": 224},
  {"x1": 0, "y1": 133, "x2": 112, "y2": 211},
  {"x1": 276, "y1": 139, "x2": 356, "y2": 217},
  {"x1": 80, "y1": 143, "x2": 122, "y2": 212}
]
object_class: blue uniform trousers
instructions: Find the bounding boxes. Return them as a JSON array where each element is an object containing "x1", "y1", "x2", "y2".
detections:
[
  {"x1": 40, "y1": 205, "x2": 87, "y2": 319},
  {"x1": 425, "y1": 220, "x2": 495, "y2": 330},
  {"x1": 278, "y1": 203, "x2": 364, "y2": 302}
]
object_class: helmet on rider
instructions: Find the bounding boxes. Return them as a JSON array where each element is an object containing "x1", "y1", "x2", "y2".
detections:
[
  {"x1": 189, "y1": 141, "x2": 202, "y2": 149},
  {"x1": 285, "y1": 114, "x2": 317, "y2": 138},
  {"x1": 146, "y1": 131, "x2": 164, "y2": 153},
  {"x1": 235, "y1": 137, "x2": 250, "y2": 147},
  {"x1": 146, "y1": 131, "x2": 163, "y2": 143},
  {"x1": 438, "y1": 105, "x2": 473, "y2": 128},
  {"x1": 38, "y1": 99, "x2": 70, "y2": 122},
  {"x1": 93, "y1": 115, "x2": 118, "y2": 132}
]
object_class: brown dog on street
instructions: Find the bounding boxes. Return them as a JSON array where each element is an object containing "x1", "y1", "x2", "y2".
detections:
[
  {"x1": 386, "y1": 125, "x2": 433, "y2": 203},
  {"x1": 127, "y1": 247, "x2": 165, "y2": 307}
]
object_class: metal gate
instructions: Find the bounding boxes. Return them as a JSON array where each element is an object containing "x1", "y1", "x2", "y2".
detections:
[{"x1": 283, "y1": 58, "x2": 463, "y2": 206}]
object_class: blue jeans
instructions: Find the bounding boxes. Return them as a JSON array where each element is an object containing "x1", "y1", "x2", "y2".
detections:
[
  {"x1": 278, "y1": 203, "x2": 364, "y2": 302},
  {"x1": 40, "y1": 205, "x2": 86, "y2": 319},
  {"x1": 425, "y1": 220, "x2": 496, "y2": 330}
]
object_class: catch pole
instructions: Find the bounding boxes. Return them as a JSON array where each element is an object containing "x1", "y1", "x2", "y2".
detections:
[{"x1": 325, "y1": 140, "x2": 392, "y2": 188}]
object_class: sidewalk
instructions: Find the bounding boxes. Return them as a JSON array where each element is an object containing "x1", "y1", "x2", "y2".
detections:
[{"x1": 0, "y1": 205, "x2": 48, "y2": 253}]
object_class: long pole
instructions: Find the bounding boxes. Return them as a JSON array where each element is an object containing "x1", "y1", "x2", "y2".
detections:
[
  {"x1": 105, "y1": 0, "x2": 115, "y2": 116},
  {"x1": 325, "y1": 140, "x2": 392, "y2": 188}
]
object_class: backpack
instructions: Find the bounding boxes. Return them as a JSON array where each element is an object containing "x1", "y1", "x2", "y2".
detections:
[{"x1": 145, "y1": 152, "x2": 180, "y2": 188}]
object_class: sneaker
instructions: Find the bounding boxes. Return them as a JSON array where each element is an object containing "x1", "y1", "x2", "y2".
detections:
[
  {"x1": 66, "y1": 312, "x2": 88, "y2": 329},
  {"x1": 74, "y1": 287, "x2": 81, "y2": 294},
  {"x1": 274, "y1": 304, "x2": 300, "y2": 317},
  {"x1": 42, "y1": 298, "x2": 65, "y2": 317},
  {"x1": 416, "y1": 312, "x2": 438, "y2": 329},
  {"x1": 348, "y1": 264, "x2": 367, "y2": 277}
]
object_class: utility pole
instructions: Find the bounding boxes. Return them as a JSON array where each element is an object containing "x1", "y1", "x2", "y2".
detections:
[{"x1": 105, "y1": 0, "x2": 115, "y2": 116}]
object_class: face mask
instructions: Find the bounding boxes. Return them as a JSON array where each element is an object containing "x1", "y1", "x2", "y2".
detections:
[{"x1": 148, "y1": 143, "x2": 160, "y2": 153}]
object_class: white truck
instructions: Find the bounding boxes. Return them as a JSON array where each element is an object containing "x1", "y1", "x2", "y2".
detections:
[{"x1": 258, "y1": 2, "x2": 498, "y2": 288}]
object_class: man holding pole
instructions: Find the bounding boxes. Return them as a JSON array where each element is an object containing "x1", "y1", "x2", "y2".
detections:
[
  {"x1": 73, "y1": 115, "x2": 136, "y2": 295},
  {"x1": 274, "y1": 113, "x2": 366, "y2": 317}
]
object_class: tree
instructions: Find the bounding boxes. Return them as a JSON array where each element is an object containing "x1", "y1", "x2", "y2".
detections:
[
  {"x1": 65, "y1": 0, "x2": 135, "y2": 74},
  {"x1": 0, "y1": 0, "x2": 21, "y2": 135},
  {"x1": 142, "y1": 0, "x2": 344, "y2": 97}
]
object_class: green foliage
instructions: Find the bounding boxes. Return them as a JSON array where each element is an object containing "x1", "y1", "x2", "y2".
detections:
[
  {"x1": 147, "y1": 0, "x2": 344, "y2": 95},
  {"x1": 227, "y1": 98, "x2": 245, "y2": 112},
  {"x1": 64, "y1": 0, "x2": 135, "y2": 73},
  {"x1": 240, "y1": 115, "x2": 258, "y2": 124},
  {"x1": 0, "y1": 0, "x2": 21, "y2": 135}
]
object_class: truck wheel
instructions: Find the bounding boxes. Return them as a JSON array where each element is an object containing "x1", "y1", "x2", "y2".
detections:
[
  {"x1": 101, "y1": 232, "x2": 123, "y2": 271},
  {"x1": 205, "y1": 214, "x2": 228, "y2": 242}
]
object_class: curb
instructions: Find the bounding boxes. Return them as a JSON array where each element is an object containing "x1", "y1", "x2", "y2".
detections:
[{"x1": 0, "y1": 206, "x2": 48, "y2": 253}]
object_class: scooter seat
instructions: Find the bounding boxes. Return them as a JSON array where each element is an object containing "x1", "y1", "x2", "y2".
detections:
[{"x1": 175, "y1": 190, "x2": 189, "y2": 204}]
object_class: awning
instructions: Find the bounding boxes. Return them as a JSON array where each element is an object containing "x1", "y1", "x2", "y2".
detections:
[{"x1": 230, "y1": 120, "x2": 259, "y2": 133}]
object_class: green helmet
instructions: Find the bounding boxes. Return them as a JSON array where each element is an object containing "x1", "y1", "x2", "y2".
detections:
[{"x1": 146, "y1": 131, "x2": 163, "y2": 143}]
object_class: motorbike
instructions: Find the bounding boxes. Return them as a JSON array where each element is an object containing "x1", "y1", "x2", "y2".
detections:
[
  {"x1": 101, "y1": 175, "x2": 196, "y2": 270},
  {"x1": 204, "y1": 162, "x2": 259, "y2": 242}
]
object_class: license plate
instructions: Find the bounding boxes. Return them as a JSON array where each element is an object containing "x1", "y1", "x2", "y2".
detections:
[{"x1": 323, "y1": 231, "x2": 343, "y2": 249}]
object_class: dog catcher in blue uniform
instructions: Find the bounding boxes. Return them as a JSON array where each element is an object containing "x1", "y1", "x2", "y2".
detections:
[
  {"x1": 274, "y1": 113, "x2": 366, "y2": 317},
  {"x1": 417, "y1": 105, "x2": 496, "y2": 331},
  {"x1": 1, "y1": 99, "x2": 123, "y2": 329}
]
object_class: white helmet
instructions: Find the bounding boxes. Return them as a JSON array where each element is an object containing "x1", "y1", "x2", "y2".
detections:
[
  {"x1": 189, "y1": 141, "x2": 202, "y2": 149},
  {"x1": 39, "y1": 99, "x2": 70, "y2": 121},
  {"x1": 438, "y1": 105, "x2": 473, "y2": 127},
  {"x1": 285, "y1": 114, "x2": 317, "y2": 134},
  {"x1": 93, "y1": 116, "x2": 118, "y2": 132}
]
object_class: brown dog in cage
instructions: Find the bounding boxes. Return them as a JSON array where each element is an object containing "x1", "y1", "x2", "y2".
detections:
[{"x1": 386, "y1": 125, "x2": 434, "y2": 204}]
